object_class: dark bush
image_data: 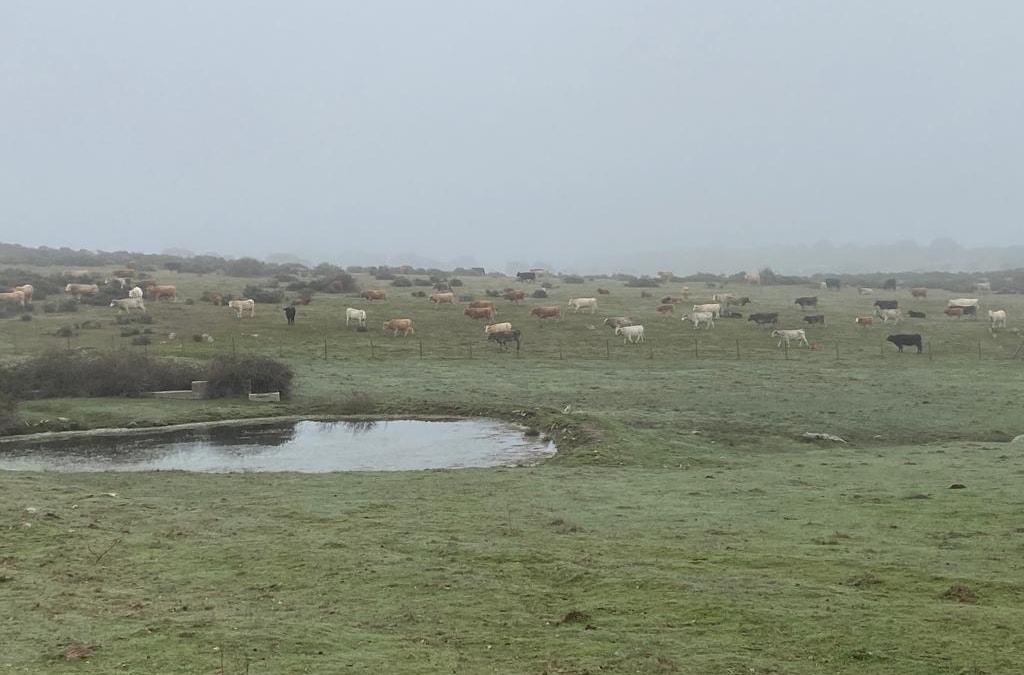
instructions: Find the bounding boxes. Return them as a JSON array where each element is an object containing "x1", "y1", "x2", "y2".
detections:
[
  {"x1": 79, "y1": 320, "x2": 102, "y2": 329},
  {"x1": 541, "y1": 282, "x2": 553, "y2": 289},
  {"x1": 19, "y1": 313, "x2": 31, "y2": 321},
  {"x1": 116, "y1": 313, "x2": 153, "y2": 325},
  {"x1": 241, "y1": 285, "x2": 284, "y2": 304},
  {"x1": 0, "y1": 351, "x2": 204, "y2": 399},
  {"x1": 120, "y1": 327, "x2": 140, "y2": 337},
  {"x1": 412, "y1": 278, "x2": 433, "y2": 286},
  {"x1": 373, "y1": 272, "x2": 397, "y2": 281},
  {"x1": 411, "y1": 291, "x2": 427, "y2": 297},
  {"x1": 275, "y1": 274, "x2": 298, "y2": 283},
  {"x1": 449, "y1": 278, "x2": 463, "y2": 287},
  {"x1": 0, "y1": 394, "x2": 18, "y2": 435},
  {"x1": 391, "y1": 277, "x2": 413, "y2": 287},
  {"x1": 54, "y1": 326, "x2": 75, "y2": 337},
  {"x1": 532, "y1": 289, "x2": 548, "y2": 298},
  {"x1": 205, "y1": 355, "x2": 293, "y2": 398},
  {"x1": 131, "y1": 335, "x2": 152, "y2": 346},
  {"x1": 44, "y1": 299, "x2": 79, "y2": 313},
  {"x1": 184, "y1": 298, "x2": 195, "y2": 305},
  {"x1": 193, "y1": 333, "x2": 205, "y2": 342},
  {"x1": 562, "y1": 275, "x2": 585, "y2": 284},
  {"x1": 624, "y1": 276, "x2": 661, "y2": 288},
  {"x1": 485, "y1": 289, "x2": 501, "y2": 297}
]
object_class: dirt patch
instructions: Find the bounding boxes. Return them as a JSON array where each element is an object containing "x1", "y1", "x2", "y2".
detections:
[
  {"x1": 941, "y1": 583, "x2": 977, "y2": 603},
  {"x1": 549, "y1": 518, "x2": 584, "y2": 534},
  {"x1": 557, "y1": 609, "x2": 591, "y2": 626},
  {"x1": 845, "y1": 572, "x2": 882, "y2": 588},
  {"x1": 63, "y1": 644, "x2": 95, "y2": 660}
]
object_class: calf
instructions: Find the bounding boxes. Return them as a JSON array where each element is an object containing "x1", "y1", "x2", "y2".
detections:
[
  {"x1": 858, "y1": 287, "x2": 873, "y2": 295},
  {"x1": 346, "y1": 307, "x2": 367, "y2": 326},
  {"x1": 747, "y1": 312, "x2": 778, "y2": 327},
  {"x1": 614, "y1": 324, "x2": 645, "y2": 343},
  {"x1": 503, "y1": 290, "x2": 526, "y2": 304},
  {"x1": 484, "y1": 322, "x2": 513, "y2": 334},
  {"x1": 886, "y1": 333, "x2": 923, "y2": 353},
  {"x1": 383, "y1": 318, "x2": 415, "y2": 336},
  {"x1": 568, "y1": 297, "x2": 598, "y2": 314},
  {"x1": 876, "y1": 308, "x2": 903, "y2": 324},
  {"x1": 855, "y1": 316, "x2": 874, "y2": 327},
  {"x1": 283, "y1": 306, "x2": 296, "y2": 325},
  {"x1": 487, "y1": 329, "x2": 521, "y2": 351},
  {"x1": 802, "y1": 314, "x2": 826, "y2": 326}
]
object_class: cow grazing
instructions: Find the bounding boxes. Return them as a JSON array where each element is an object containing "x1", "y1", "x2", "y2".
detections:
[
  {"x1": 771, "y1": 329, "x2": 810, "y2": 348},
  {"x1": 988, "y1": 309, "x2": 1007, "y2": 328},
  {"x1": 148, "y1": 285, "x2": 177, "y2": 302},
  {"x1": 228, "y1": 298, "x2": 256, "y2": 318},
  {"x1": 531, "y1": 306, "x2": 561, "y2": 321},
  {"x1": 855, "y1": 316, "x2": 874, "y2": 326},
  {"x1": 883, "y1": 278, "x2": 897, "y2": 290},
  {"x1": 681, "y1": 312, "x2": 715, "y2": 330},
  {"x1": 909, "y1": 310, "x2": 926, "y2": 319},
  {"x1": 464, "y1": 307, "x2": 496, "y2": 320},
  {"x1": 487, "y1": 329, "x2": 521, "y2": 351},
  {"x1": 484, "y1": 322, "x2": 513, "y2": 335},
  {"x1": 110, "y1": 297, "x2": 146, "y2": 313},
  {"x1": 603, "y1": 317, "x2": 632, "y2": 329},
  {"x1": 656, "y1": 304, "x2": 674, "y2": 314},
  {"x1": 911, "y1": 287, "x2": 928, "y2": 298},
  {"x1": 516, "y1": 271, "x2": 536, "y2": 283},
  {"x1": 64, "y1": 283, "x2": 99, "y2": 300},
  {"x1": 0, "y1": 290, "x2": 26, "y2": 307},
  {"x1": 503, "y1": 289, "x2": 526, "y2": 304},
  {"x1": 568, "y1": 298, "x2": 598, "y2": 314},
  {"x1": 383, "y1": 318, "x2": 415, "y2": 336},
  {"x1": 346, "y1": 307, "x2": 367, "y2": 326},
  {"x1": 467, "y1": 300, "x2": 496, "y2": 310},
  {"x1": 128, "y1": 286, "x2": 144, "y2": 299},
  {"x1": 824, "y1": 278, "x2": 841, "y2": 290},
  {"x1": 794, "y1": 296, "x2": 818, "y2": 308},
  {"x1": 802, "y1": 314, "x2": 826, "y2": 326},
  {"x1": 597, "y1": 288, "x2": 610, "y2": 295},
  {"x1": 615, "y1": 324, "x2": 645, "y2": 343},
  {"x1": 692, "y1": 303, "x2": 722, "y2": 318},
  {"x1": 360, "y1": 290, "x2": 388, "y2": 301},
  {"x1": 858, "y1": 287, "x2": 873, "y2": 295},
  {"x1": 876, "y1": 308, "x2": 903, "y2": 324},
  {"x1": 429, "y1": 292, "x2": 455, "y2": 307},
  {"x1": 13, "y1": 284, "x2": 34, "y2": 303},
  {"x1": 886, "y1": 333, "x2": 923, "y2": 353},
  {"x1": 283, "y1": 306, "x2": 296, "y2": 325},
  {"x1": 747, "y1": 312, "x2": 778, "y2": 326}
]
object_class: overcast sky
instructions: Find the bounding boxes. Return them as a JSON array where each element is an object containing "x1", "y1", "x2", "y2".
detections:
[{"x1": 2, "y1": 2, "x2": 1022, "y2": 271}]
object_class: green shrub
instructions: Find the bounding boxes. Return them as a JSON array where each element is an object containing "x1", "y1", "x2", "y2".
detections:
[
  {"x1": 241, "y1": 285, "x2": 284, "y2": 304},
  {"x1": 0, "y1": 394, "x2": 18, "y2": 435},
  {"x1": 391, "y1": 277, "x2": 413, "y2": 287},
  {"x1": 562, "y1": 275, "x2": 585, "y2": 284},
  {"x1": 131, "y1": 335, "x2": 152, "y2": 346},
  {"x1": 0, "y1": 351, "x2": 204, "y2": 398},
  {"x1": 54, "y1": 326, "x2": 75, "y2": 337},
  {"x1": 116, "y1": 313, "x2": 153, "y2": 325},
  {"x1": 120, "y1": 327, "x2": 140, "y2": 337},
  {"x1": 19, "y1": 313, "x2": 32, "y2": 321},
  {"x1": 205, "y1": 355, "x2": 293, "y2": 398},
  {"x1": 412, "y1": 278, "x2": 433, "y2": 286}
]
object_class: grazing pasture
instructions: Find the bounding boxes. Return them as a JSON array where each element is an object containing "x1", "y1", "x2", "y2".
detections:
[{"x1": 2, "y1": 264, "x2": 1024, "y2": 673}]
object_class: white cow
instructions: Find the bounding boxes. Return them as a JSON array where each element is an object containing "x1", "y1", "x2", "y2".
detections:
[
  {"x1": 110, "y1": 297, "x2": 146, "y2": 313},
  {"x1": 858, "y1": 287, "x2": 873, "y2": 295},
  {"x1": 680, "y1": 311, "x2": 715, "y2": 330},
  {"x1": 615, "y1": 324, "x2": 645, "y2": 343},
  {"x1": 988, "y1": 309, "x2": 1007, "y2": 328},
  {"x1": 485, "y1": 322, "x2": 513, "y2": 334},
  {"x1": 948, "y1": 298, "x2": 979, "y2": 307},
  {"x1": 691, "y1": 303, "x2": 722, "y2": 318},
  {"x1": 0, "y1": 290, "x2": 25, "y2": 307},
  {"x1": 771, "y1": 329, "x2": 810, "y2": 348},
  {"x1": 345, "y1": 307, "x2": 367, "y2": 327},
  {"x1": 568, "y1": 298, "x2": 598, "y2": 314},
  {"x1": 876, "y1": 308, "x2": 903, "y2": 324},
  {"x1": 13, "y1": 284, "x2": 33, "y2": 303},
  {"x1": 228, "y1": 298, "x2": 256, "y2": 318},
  {"x1": 128, "y1": 286, "x2": 144, "y2": 299},
  {"x1": 711, "y1": 293, "x2": 736, "y2": 304}
]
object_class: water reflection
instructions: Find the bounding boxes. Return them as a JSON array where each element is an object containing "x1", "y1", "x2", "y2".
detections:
[{"x1": 0, "y1": 419, "x2": 555, "y2": 473}]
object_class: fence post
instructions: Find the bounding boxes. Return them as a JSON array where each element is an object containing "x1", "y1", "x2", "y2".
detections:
[
  {"x1": 928, "y1": 341, "x2": 933, "y2": 361},
  {"x1": 835, "y1": 341, "x2": 839, "y2": 360},
  {"x1": 694, "y1": 339, "x2": 698, "y2": 359},
  {"x1": 468, "y1": 344, "x2": 473, "y2": 359},
  {"x1": 880, "y1": 341, "x2": 884, "y2": 358},
  {"x1": 606, "y1": 340, "x2": 610, "y2": 360},
  {"x1": 559, "y1": 343, "x2": 564, "y2": 360},
  {"x1": 324, "y1": 337, "x2": 328, "y2": 360},
  {"x1": 735, "y1": 339, "x2": 740, "y2": 359},
  {"x1": 648, "y1": 342, "x2": 653, "y2": 360},
  {"x1": 978, "y1": 340, "x2": 982, "y2": 359},
  {"x1": 419, "y1": 340, "x2": 423, "y2": 359},
  {"x1": 784, "y1": 341, "x2": 789, "y2": 360},
  {"x1": 231, "y1": 337, "x2": 236, "y2": 356},
  {"x1": 370, "y1": 339, "x2": 375, "y2": 360},
  {"x1": 66, "y1": 336, "x2": 71, "y2": 354}
]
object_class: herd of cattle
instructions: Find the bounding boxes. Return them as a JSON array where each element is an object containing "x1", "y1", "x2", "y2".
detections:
[{"x1": 1, "y1": 272, "x2": 1015, "y2": 356}]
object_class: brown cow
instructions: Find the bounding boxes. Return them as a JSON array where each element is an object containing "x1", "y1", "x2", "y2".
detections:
[
  {"x1": 467, "y1": 300, "x2": 496, "y2": 310},
  {"x1": 64, "y1": 283, "x2": 99, "y2": 300},
  {"x1": 148, "y1": 285, "x2": 177, "y2": 301},
  {"x1": 656, "y1": 304, "x2": 674, "y2": 314},
  {"x1": 429, "y1": 292, "x2": 455, "y2": 307},
  {"x1": 640, "y1": 291, "x2": 652, "y2": 298},
  {"x1": 854, "y1": 316, "x2": 874, "y2": 327},
  {"x1": 464, "y1": 307, "x2": 496, "y2": 320},
  {"x1": 944, "y1": 307, "x2": 964, "y2": 318},
  {"x1": 911, "y1": 287, "x2": 928, "y2": 298},
  {"x1": 530, "y1": 306, "x2": 561, "y2": 321},
  {"x1": 382, "y1": 318, "x2": 415, "y2": 336},
  {"x1": 504, "y1": 290, "x2": 526, "y2": 304},
  {"x1": 597, "y1": 288, "x2": 610, "y2": 295},
  {"x1": 361, "y1": 290, "x2": 388, "y2": 301}
]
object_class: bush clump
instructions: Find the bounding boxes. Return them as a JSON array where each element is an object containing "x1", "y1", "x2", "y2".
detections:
[
  {"x1": 532, "y1": 289, "x2": 548, "y2": 298},
  {"x1": 19, "y1": 313, "x2": 32, "y2": 321},
  {"x1": 0, "y1": 394, "x2": 18, "y2": 435},
  {"x1": 116, "y1": 313, "x2": 153, "y2": 325},
  {"x1": 562, "y1": 275, "x2": 585, "y2": 284},
  {"x1": 44, "y1": 299, "x2": 79, "y2": 313},
  {"x1": 391, "y1": 277, "x2": 413, "y2": 287},
  {"x1": 241, "y1": 285, "x2": 284, "y2": 304},
  {"x1": 205, "y1": 355, "x2": 294, "y2": 398},
  {"x1": 131, "y1": 335, "x2": 152, "y2": 346},
  {"x1": 0, "y1": 351, "x2": 204, "y2": 398}
]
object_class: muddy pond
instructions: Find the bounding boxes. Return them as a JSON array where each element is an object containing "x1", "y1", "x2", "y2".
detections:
[{"x1": 0, "y1": 419, "x2": 556, "y2": 472}]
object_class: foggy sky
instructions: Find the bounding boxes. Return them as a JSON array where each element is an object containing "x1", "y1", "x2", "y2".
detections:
[{"x1": 2, "y1": 2, "x2": 1022, "y2": 272}]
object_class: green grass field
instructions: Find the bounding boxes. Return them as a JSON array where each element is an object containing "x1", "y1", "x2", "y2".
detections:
[{"x1": 2, "y1": 267, "x2": 1024, "y2": 673}]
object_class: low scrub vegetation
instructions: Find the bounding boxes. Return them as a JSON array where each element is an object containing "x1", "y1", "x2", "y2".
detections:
[{"x1": 204, "y1": 355, "x2": 294, "y2": 398}]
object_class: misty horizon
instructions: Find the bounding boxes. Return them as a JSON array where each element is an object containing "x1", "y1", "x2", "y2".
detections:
[{"x1": 3, "y1": 3, "x2": 1022, "y2": 266}]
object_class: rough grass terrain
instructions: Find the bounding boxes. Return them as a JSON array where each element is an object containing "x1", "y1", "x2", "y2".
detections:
[{"x1": 2, "y1": 266, "x2": 1024, "y2": 673}]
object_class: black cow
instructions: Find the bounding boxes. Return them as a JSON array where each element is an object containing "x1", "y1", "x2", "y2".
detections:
[
  {"x1": 283, "y1": 306, "x2": 296, "y2": 325},
  {"x1": 747, "y1": 312, "x2": 779, "y2": 326},
  {"x1": 802, "y1": 314, "x2": 826, "y2": 326},
  {"x1": 736, "y1": 296, "x2": 751, "y2": 306},
  {"x1": 886, "y1": 333, "x2": 922, "y2": 353},
  {"x1": 909, "y1": 310, "x2": 926, "y2": 319},
  {"x1": 795, "y1": 296, "x2": 818, "y2": 308},
  {"x1": 516, "y1": 272, "x2": 536, "y2": 283},
  {"x1": 883, "y1": 278, "x2": 897, "y2": 290},
  {"x1": 487, "y1": 329, "x2": 521, "y2": 351},
  {"x1": 824, "y1": 278, "x2": 841, "y2": 290},
  {"x1": 874, "y1": 300, "x2": 899, "y2": 310}
]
